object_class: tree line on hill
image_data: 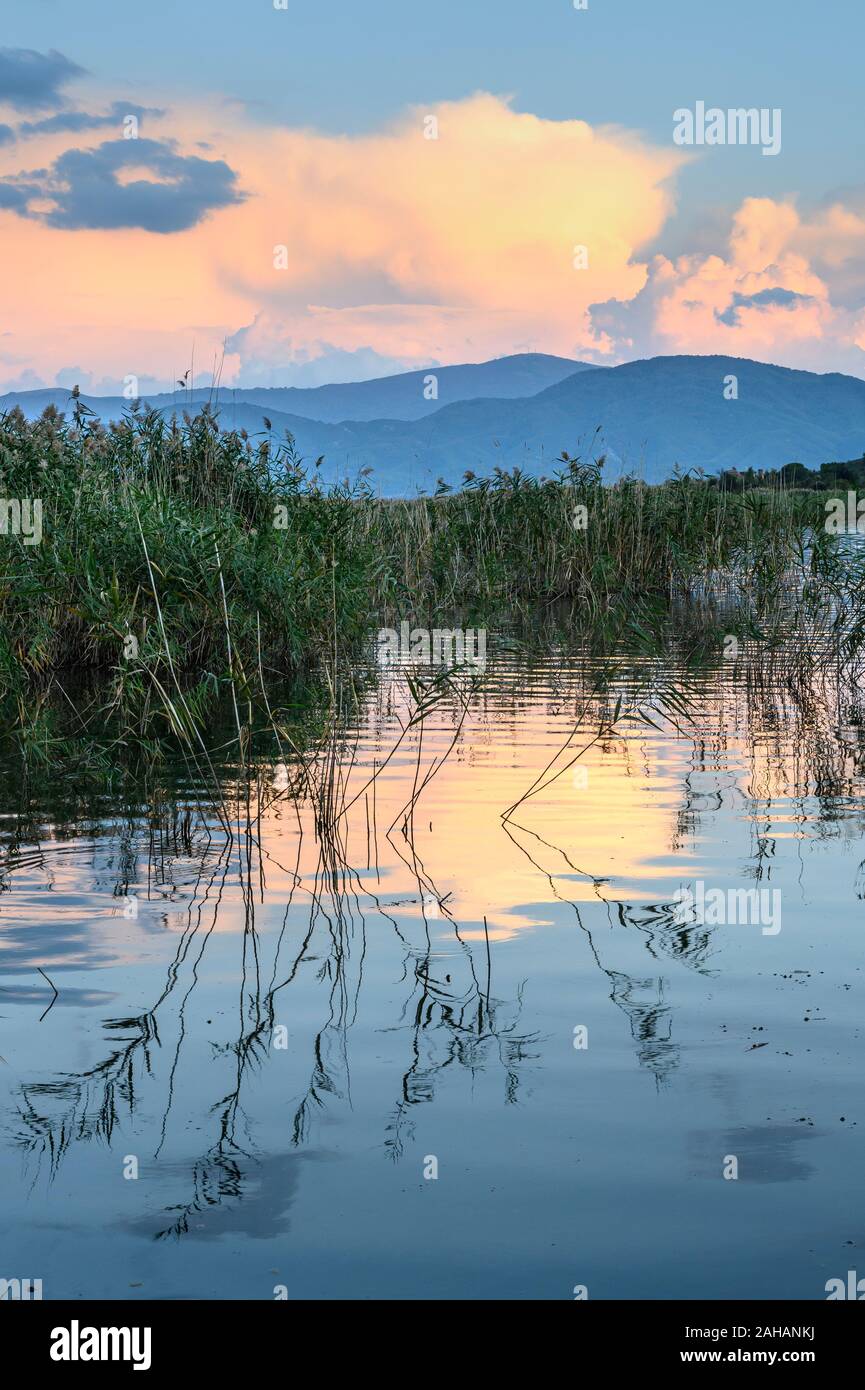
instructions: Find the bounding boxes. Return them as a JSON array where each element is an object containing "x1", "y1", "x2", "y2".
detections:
[{"x1": 715, "y1": 456, "x2": 865, "y2": 491}]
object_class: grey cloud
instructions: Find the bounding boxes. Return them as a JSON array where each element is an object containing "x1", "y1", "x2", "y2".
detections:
[
  {"x1": 0, "y1": 137, "x2": 245, "y2": 233},
  {"x1": 18, "y1": 101, "x2": 165, "y2": 139},
  {"x1": 0, "y1": 182, "x2": 34, "y2": 212},
  {"x1": 587, "y1": 259, "x2": 665, "y2": 360},
  {"x1": 0, "y1": 47, "x2": 85, "y2": 110},
  {"x1": 716, "y1": 287, "x2": 813, "y2": 327}
]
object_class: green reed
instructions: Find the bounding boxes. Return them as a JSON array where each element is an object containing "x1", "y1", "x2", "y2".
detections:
[{"x1": 0, "y1": 402, "x2": 854, "y2": 756}]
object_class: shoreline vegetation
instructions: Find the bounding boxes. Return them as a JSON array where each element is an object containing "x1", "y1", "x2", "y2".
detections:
[{"x1": 1, "y1": 402, "x2": 863, "y2": 776}]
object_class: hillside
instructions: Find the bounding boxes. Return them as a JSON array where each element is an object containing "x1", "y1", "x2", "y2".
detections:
[{"x1": 5, "y1": 354, "x2": 865, "y2": 494}]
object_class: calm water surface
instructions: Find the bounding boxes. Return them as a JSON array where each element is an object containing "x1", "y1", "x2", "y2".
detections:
[{"x1": 1, "y1": 644, "x2": 863, "y2": 1300}]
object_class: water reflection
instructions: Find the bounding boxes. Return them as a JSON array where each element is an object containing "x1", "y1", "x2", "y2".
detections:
[{"x1": 1, "y1": 637, "x2": 864, "y2": 1298}]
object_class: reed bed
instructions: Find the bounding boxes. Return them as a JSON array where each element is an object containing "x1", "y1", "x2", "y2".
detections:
[{"x1": 0, "y1": 402, "x2": 857, "y2": 756}]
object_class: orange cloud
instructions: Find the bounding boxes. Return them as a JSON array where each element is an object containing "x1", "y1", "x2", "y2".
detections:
[
  {"x1": 0, "y1": 93, "x2": 681, "y2": 389},
  {"x1": 5, "y1": 90, "x2": 865, "y2": 390}
]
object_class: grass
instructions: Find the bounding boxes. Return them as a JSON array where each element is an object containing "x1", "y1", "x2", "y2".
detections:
[{"x1": 0, "y1": 401, "x2": 860, "y2": 764}]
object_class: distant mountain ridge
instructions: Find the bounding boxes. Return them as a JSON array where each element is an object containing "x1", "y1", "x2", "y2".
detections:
[
  {"x1": 207, "y1": 352, "x2": 592, "y2": 421},
  {"x1": 0, "y1": 352, "x2": 588, "y2": 427},
  {"x1": 4, "y1": 353, "x2": 865, "y2": 495}
]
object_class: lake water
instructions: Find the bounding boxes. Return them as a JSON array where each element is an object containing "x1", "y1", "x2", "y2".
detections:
[{"x1": 1, "y1": 639, "x2": 863, "y2": 1300}]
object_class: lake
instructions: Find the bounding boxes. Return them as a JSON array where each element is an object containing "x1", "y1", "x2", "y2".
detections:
[{"x1": 1, "y1": 635, "x2": 863, "y2": 1300}]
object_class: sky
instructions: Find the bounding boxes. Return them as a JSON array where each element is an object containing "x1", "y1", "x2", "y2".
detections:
[{"x1": 1, "y1": 0, "x2": 865, "y2": 392}]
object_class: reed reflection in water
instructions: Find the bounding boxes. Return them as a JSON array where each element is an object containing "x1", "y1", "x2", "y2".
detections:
[{"x1": 0, "y1": 640, "x2": 863, "y2": 1300}]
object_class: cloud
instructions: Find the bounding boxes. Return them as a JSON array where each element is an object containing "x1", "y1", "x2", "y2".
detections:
[
  {"x1": 0, "y1": 137, "x2": 245, "y2": 232},
  {"x1": 213, "y1": 92, "x2": 682, "y2": 379},
  {"x1": 0, "y1": 365, "x2": 46, "y2": 393},
  {"x1": 0, "y1": 182, "x2": 32, "y2": 212},
  {"x1": 7, "y1": 90, "x2": 865, "y2": 389},
  {"x1": 223, "y1": 322, "x2": 427, "y2": 386},
  {"x1": 17, "y1": 101, "x2": 165, "y2": 139},
  {"x1": 0, "y1": 91, "x2": 684, "y2": 387},
  {"x1": 54, "y1": 365, "x2": 92, "y2": 391},
  {"x1": 0, "y1": 48, "x2": 84, "y2": 111},
  {"x1": 716, "y1": 286, "x2": 815, "y2": 327},
  {"x1": 588, "y1": 196, "x2": 865, "y2": 374}
]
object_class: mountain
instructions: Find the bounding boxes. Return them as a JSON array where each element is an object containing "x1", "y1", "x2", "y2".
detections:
[
  {"x1": 0, "y1": 352, "x2": 589, "y2": 427},
  {"x1": 198, "y1": 352, "x2": 592, "y2": 421},
  {"x1": 5, "y1": 354, "x2": 865, "y2": 494},
  {"x1": 185, "y1": 355, "x2": 865, "y2": 491},
  {"x1": 242, "y1": 354, "x2": 865, "y2": 491}
]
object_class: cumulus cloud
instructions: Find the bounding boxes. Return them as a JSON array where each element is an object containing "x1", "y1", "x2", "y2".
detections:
[
  {"x1": 6, "y1": 87, "x2": 865, "y2": 389},
  {"x1": 211, "y1": 92, "x2": 682, "y2": 379},
  {"x1": 588, "y1": 196, "x2": 865, "y2": 375},
  {"x1": 223, "y1": 321, "x2": 428, "y2": 386},
  {"x1": 0, "y1": 48, "x2": 84, "y2": 111},
  {"x1": 0, "y1": 136, "x2": 245, "y2": 232},
  {"x1": 0, "y1": 90, "x2": 685, "y2": 387}
]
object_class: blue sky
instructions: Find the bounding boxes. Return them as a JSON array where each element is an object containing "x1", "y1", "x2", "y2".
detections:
[{"x1": 10, "y1": 3, "x2": 857, "y2": 163}]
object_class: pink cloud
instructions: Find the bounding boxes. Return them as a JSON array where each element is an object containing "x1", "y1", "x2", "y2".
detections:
[
  {"x1": 4, "y1": 89, "x2": 865, "y2": 389},
  {"x1": 591, "y1": 196, "x2": 865, "y2": 375}
]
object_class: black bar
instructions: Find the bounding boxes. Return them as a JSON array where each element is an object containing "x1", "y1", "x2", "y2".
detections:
[{"x1": 2, "y1": 1297, "x2": 859, "y2": 1375}]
